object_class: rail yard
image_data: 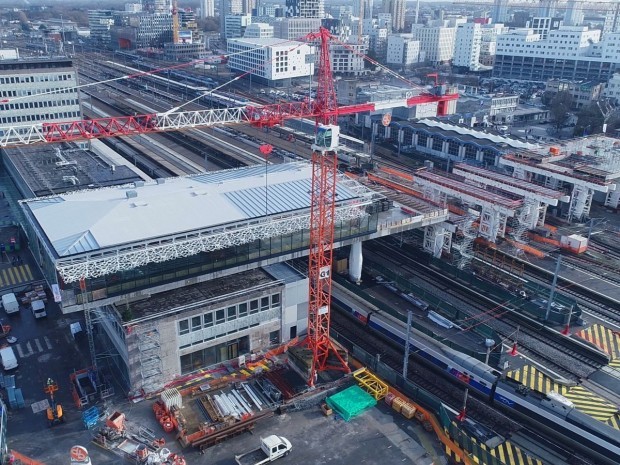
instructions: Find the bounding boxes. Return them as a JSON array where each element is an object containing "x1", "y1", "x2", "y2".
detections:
[{"x1": 1, "y1": 36, "x2": 620, "y2": 465}]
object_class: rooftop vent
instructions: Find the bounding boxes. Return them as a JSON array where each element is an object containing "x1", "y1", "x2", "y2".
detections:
[
  {"x1": 156, "y1": 178, "x2": 166, "y2": 184},
  {"x1": 135, "y1": 181, "x2": 145, "y2": 188},
  {"x1": 126, "y1": 190, "x2": 138, "y2": 199}
]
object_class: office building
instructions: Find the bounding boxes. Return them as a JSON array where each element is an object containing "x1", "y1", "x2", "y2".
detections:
[
  {"x1": 224, "y1": 15, "x2": 252, "y2": 39},
  {"x1": 527, "y1": 16, "x2": 562, "y2": 40},
  {"x1": 220, "y1": 0, "x2": 243, "y2": 38},
  {"x1": 285, "y1": 0, "x2": 324, "y2": 19},
  {"x1": 330, "y1": 37, "x2": 368, "y2": 76},
  {"x1": 273, "y1": 17, "x2": 321, "y2": 40},
  {"x1": 88, "y1": 10, "x2": 115, "y2": 44},
  {"x1": 227, "y1": 37, "x2": 315, "y2": 85},
  {"x1": 493, "y1": 26, "x2": 619, "y2": 82},
  {"x1": 109, "y1": 12, "x2": 173, "y2": 48},
  {"x1": 244, "y1": 23, "x2": 274, "y2": 38},
  {"x1": 0, "y1": 58, "x2": 81, "y2": 128}
]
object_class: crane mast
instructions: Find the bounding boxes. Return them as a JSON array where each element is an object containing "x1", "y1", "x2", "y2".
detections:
[{"x1": 304, "y1": 28, "x2": 349, "y2": 386}]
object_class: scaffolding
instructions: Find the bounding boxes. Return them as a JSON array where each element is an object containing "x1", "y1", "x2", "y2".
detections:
[
  {"x1": 136, "y1": 323, "x2": 164, "y2": 394},
  {"x1": 454, "y1": 207, "x2": 478, "y2": 270},
  {"x1": 510, "y1": 198, "x2": 539, "y2": 255}
]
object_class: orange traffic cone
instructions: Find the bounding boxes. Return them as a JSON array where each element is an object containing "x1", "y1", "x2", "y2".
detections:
[{"x1": 508, "y1": 342, "x2": 518, "y2": 356}]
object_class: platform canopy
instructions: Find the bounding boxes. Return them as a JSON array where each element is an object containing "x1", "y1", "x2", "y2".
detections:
[{"x1": 21, "y1": 162, "x2": 374, "y2": 283}]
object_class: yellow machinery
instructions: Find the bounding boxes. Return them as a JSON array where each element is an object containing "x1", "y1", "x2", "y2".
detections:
[{"x1": 44, "y1": 378, "x2": 64, "y2": 426}]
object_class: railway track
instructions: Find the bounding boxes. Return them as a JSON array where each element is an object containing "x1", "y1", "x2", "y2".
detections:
[
  {"x1": 330, "y1": 311, "x2": 521, "y2": 437},
  {"x1": 369, "y1": 239, "x2": 605, "y2": 380},
  {"x1": 520, "y1": 258, "x2": 620, "y2": 326}
]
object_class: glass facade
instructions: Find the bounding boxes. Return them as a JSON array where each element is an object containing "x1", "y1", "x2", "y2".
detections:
[
  {"x1": 180, "y1": 336, "x2": 249, "y2": 374},
  {"x1": 64, "y1": 216, "x2": 376, "y2": 306}
]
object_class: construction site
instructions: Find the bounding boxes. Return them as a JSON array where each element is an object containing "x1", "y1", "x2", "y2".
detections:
[{"x1": 1, "y1": 10, "x2": 620, "y2": 465}]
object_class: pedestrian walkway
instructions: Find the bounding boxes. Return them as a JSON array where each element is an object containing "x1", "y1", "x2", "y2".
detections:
[
  {"x1": 507, "y1": 365, "x2": 619, "y2": 429},
  {"x1": 447, "y1": 421, "x2": 544, "y2": 465},
  {"x1": 12, "y1": 336, "x2": 54, "y2": 359},
  {"x1": 0, "y1": 264, "x2": 34, "y2": 288},
  {"x1": 575, "y1": 323, "x2": 620, "y2": 369}
]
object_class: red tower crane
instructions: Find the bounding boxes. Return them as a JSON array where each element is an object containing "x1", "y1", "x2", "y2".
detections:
[
  {"x1": 304, "y1": 28, "x2": 349, "y2": 385},
  {"x1": 0, "y1": 28, "x2": 458, "y2": 386}
]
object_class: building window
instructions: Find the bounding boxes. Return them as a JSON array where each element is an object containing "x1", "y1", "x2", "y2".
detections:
[
  {"x1": 227, "y1": 306, "x2": 237, "y2": 321},
  {"x1": 290, "y1": 325, "x2": 297, "y2": 339},
  {"x1": 191, "y1": 316, "x2": 202, "y2": 331},
  {"x1": 269, "y1": 330, "x2": 280, "y2": 345},
  {"x1": 178, "y1": 319, "x2": 189, "y2": 335},
  {"x1": 272, "y1": 294, "x2": 280, "y2": 306},
  {"x1": 261, "y1": 297, "x2": 270, "y2": 311},
  {"x1": 250, "y1": 299, "x2": 259, "y2": 314},
  {"x1": 204, "y1": 312, "x2": 213, "y2": 328},
  {"x1": 239, "y1": 302, "x2": 248, "y2": 318},
  {"x1": 216, "y1": 309, "x2": 225, "y2": 324}
]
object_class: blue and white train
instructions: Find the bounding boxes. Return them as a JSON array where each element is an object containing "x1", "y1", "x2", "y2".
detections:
[{"x1": 334, "y1": 296, "x2": 620, "y2": 465}]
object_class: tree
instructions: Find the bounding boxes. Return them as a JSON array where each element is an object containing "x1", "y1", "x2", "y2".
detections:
[
  {"x1": 549, "y1": 91, "x2": 573, "y2": 131},
  {"x1": 574, "y1": 102, "x2": 611, "y2": 136}
]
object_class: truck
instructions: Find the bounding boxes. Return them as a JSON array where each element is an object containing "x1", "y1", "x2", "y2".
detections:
[
  {"x1": 235, "y1": 436, "x2": 292, "y2": 465},
  {"x1": 31, "y1": 299, "x2": 46, "y2": 318},
  {"x1": 1, "y1": 293, "x2": 19, "y2": 314}
]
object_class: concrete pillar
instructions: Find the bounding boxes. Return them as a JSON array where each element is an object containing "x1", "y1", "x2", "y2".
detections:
[
  {"x1": 349, "y1": 241, "x2": 363, "y2": 283},
  {"x1": 424, "y1": 225, "x2": 446, "y2": 258},
  {"x1": 479, "y1": 206, "x2": 501, "y2": 242},
  {"x1": 568, "y1": 184, "x2": 592, "y2": 222},
  {"x1": 458, "y1": 145, "x2": 466, "y2": 160},
  {"x1": 427, "y1": 137, "x2": 433, "y2": 149},
  {"x1": 537, "y1": 203, "x2": 548, "y2": 227},
  {"x1": 476, "y1": 150, "x2": 484, "y2": 162}
]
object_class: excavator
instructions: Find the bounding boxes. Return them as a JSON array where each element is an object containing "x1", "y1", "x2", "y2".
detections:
[{"x1": 44, "y1": 378, "x2": 64, "y2": 427}]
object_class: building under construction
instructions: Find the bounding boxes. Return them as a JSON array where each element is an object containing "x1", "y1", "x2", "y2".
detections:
[{"x1": 18, "y1": 162, "x2": 447, "y2": 394}]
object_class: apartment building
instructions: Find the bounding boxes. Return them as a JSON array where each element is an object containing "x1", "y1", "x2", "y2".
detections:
[
  {"x1": 386, "y1": 34, "x2": 421, "y2": 67},
  {"x1": 412, "y1": 19, "x2": 465, "y2": 65},
  {"x1": 453, "y1": 23, "x2": 482, "y2": 70}
]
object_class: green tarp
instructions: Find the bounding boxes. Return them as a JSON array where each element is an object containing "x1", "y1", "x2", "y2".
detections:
[{"x1": 325, "y1": 385, "x2": 377, "y2": 421}]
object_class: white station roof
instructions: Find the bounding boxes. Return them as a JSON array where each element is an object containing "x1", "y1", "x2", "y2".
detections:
[{"x1": 23, "y1": 162, "x2": 363, "y2": 258}]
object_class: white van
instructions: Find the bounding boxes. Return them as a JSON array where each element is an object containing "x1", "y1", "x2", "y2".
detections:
[
  {"x1": 0, "y1": 347, "x2": 18, "y2": 370},
  {"x1": 31, "y1": 300, "x2": 47, "y2": 319},
  {"x1": 1, "y1": 293, "x2": 19, "y2": 314}
]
